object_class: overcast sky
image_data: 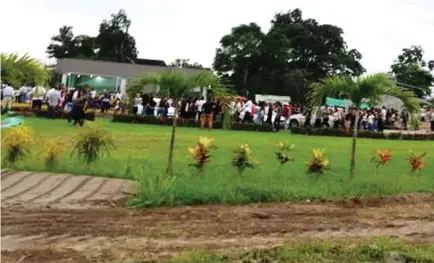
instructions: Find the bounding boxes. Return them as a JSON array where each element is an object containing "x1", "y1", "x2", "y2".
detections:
[{"x1": 1, "y1": 0, "x2": 433, "y2": 76}]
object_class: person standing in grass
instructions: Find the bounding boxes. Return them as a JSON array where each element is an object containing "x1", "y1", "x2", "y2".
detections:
[
  {"x1": 29, "y1": 85, "x2": 46, "y2": 112},
  {"x1": 201, "y1": 98, "x2": 215, "y2": 129},
  {"x1": 72, "y1": 89, "x2": 88, "y2": 127},
  {"x1": 1, "y1": 84, "x2": 14, "y2": 114},
  {"x1": 46, "y1": 86, "x2": 60, "y2": 119}
]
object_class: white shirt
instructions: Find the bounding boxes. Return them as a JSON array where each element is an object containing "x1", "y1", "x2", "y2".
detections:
[
  {"x1": 2, "y1": 86, "x2": 14, "y2": 97},
  {"x1": 72, "y1": 90, "x2": 79, "y2": 100},
  {"x1": 196, "y1": 100, "x2": 206, "y2": 112},
  {"x1": 91, "y1": 90, "x2": 97, "y2": 99},
  {"x1": 30, "y1": 86, "x2": 46, "y2": 100},
  {"x1": 46, "y1": 88, "x2": 60, "y2": 106},
  {"x1": 381, "y1": 109, "x2": 387, "y2": 121},
  {"x1": 241, "y1": 100, "x2": 253, "y2": 114},
  {"x1": 368, "y1": 114, "x2": 375, "y2": 124}
]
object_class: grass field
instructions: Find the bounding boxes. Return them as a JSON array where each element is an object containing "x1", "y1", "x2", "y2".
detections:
[{"x1": 2, "y1": 117, "x2": 434, "y2": 207}]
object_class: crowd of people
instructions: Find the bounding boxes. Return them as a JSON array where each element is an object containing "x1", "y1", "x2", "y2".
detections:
[{"x1": 2, "y1": 83, "x2": 434, "y2": 132}]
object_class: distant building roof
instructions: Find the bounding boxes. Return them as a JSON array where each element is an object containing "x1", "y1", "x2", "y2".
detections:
[{"x1": 133, "y1": 58, "x2": 167, "y2": 67}]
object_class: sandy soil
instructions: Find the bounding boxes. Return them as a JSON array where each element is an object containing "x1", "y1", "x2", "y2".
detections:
[{"x1": 1, "y1": 170, "x2": 434, "y2": 263}]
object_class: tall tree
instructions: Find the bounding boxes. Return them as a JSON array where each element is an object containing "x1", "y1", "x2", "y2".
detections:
[
  {"x1": 95, "y1": 9, "x2": 138, "y2": 63},
  {"x1": 309, "y1": 73, "x2": 419, "y2": 179},
  {"x1": 1, "y1": 53, "x2": 51, "y2": 87},
  {"x1": 213, "y1": 23, "x2": 265, "y2": 96},
  {"x1": 391, "y1": 45, "x2": 434, "y2": 98},
  {"x1": 169, "y1": 59, "x2": 205, "y2": 69},
  {"x1": 213, "y1": 9, "x2": 365, "y2": 102},
  {"x1": 46, "y1": 26, "x2": 96, "y2": 60}
]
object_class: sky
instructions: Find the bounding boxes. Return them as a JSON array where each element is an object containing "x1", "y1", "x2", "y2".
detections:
[{"x1": 1, "y1": 0, "x2": 434, "y2": 79}]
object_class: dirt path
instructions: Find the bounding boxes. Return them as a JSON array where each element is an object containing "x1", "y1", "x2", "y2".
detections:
[{"x1": 1, "y1": 171, "x2": 434, "y2": 263}]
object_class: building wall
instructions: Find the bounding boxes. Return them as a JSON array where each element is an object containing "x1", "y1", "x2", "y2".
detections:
[{"x1": 56, "y1": 58, "x2": 210, "y2": 79}]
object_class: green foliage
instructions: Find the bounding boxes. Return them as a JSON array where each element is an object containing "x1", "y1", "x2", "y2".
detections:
[
  {"x1": 5, "y1": 118, "x2": 434, "y2": 207},
  {"x1": 1, "y1": 125, "x2": 34, "y2": 166},
  {"x1": 47, "y1": 9, "x2": 137, "y2": 62},
  {"x1": 275, "y1": 141, "x2": 295, "y2": 165},
  {"x1": 1, "y1": 53, "x2": 51, "y2": 87},
  {"x1": 71, "y1": 125, "x2": 116, "y2": 166},
  {"x1": 213, "y1": 9, "x2": 365, "y2": 103},
  {"x1": 231, "y1": 144, "x2": 255, "y2": 173},
  {"x1": 391, "y1": 45, "x2": 434, "y2": 98},
  {"x1": 129, "y1": 171, "x2": 176, "y2": 208}
]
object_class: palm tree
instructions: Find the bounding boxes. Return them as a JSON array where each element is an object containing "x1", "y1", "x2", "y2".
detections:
[
  {"x1": 1, "y1": 53, "x2": 51, "y2": 87},
  {"x1": 127, "y1": 71, "x2": 225, "y2": 175},
  {"x1": 309, "y1": 73, "x2": 419, "y2": 179}
]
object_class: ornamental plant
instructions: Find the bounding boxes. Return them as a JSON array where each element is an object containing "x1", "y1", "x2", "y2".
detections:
[
  {"x1": 187, "y1": 137, "x2": 216, "y2": 172},
  {"x1": 306, "y1": 148, "x2": 329, "y2": 174},
  {"x1": 1, "y1": 125, "x2": 34, "y2": 166},
  {"x1": 43, "y1": 137, "x2": 64, "y2": 169},
  {"x1": 406, "y1": 150, "x2": 426, "y2": 172},
  {"x1": 371, "y1": 149, "x2": 392, "y2": 168},
  {"x1": 275, "y1": 141, "x2": 295, "y2": 166},
  {"x1": 71, "y1": 125, "x2": 116, "y2": 167},
  {"x1": 232, "y1": 144, "x2": 255, "y2": 174}
]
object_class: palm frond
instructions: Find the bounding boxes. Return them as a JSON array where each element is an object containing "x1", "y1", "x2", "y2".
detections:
[{"x1": 308, "y1": 76, "x2": 356, "y2": 107}]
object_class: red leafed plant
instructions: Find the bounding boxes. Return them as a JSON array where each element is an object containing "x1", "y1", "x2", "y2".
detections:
[
  {"x1": 406, "y1": 150, "x2": 427, "y2": 172},
  {"x1": 188, "y1": 137, "x2": 216, "y2": 172},
  {"x1": 371, "y1": 149, "x2": 392, "y2": 168}
]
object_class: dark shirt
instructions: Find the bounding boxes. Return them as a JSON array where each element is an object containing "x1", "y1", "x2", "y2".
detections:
[{"x1": 202, "y1": 101, "x2": 215, "y2": 114}]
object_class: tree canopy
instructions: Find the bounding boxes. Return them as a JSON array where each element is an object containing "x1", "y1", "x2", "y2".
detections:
[
  {"x1": 390, "y1": 45, "x2": 434, "y2": 98},
  {"x1": 46, "y1": 9, "x2": 138, "y2": 63},
  {"x1": 213, "y1": 9, "x2": 365, "y2": 103}
]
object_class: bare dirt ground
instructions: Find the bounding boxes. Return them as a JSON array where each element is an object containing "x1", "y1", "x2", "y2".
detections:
[{"x1": 1, "y1": 170, "x2": 434, "y2": 263}]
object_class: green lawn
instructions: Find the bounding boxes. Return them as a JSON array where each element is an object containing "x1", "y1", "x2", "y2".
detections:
[{"x1": 3, "y1": 117, "x2": 434, "y2": 207}]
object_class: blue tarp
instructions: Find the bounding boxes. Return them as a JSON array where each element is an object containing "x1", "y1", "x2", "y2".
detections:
[{"x1": 0, "y1": 117, "x2": 24, "y2": 129}]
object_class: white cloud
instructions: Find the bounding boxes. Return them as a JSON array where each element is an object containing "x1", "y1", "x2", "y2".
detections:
[{"x1": 1, "y1": 0, "x2": 433, "y2": 80}]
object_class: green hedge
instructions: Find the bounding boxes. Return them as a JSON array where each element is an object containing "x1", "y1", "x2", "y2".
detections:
[
  {"x1": 112, "y1": 114, "x2": 274, "y2": 132},
  {"x1": 290, "y1": 127, "x2": 434, "y2": 141}
]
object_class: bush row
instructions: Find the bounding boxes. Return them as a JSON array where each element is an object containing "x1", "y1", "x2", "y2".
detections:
[
  {"x1": 112, "y1": 114, "x2": 274, "y2": 132},
  {"x1": 290, "y1": 127, "x2": 434, "y2": 141},
  {"x1": 8, "y1": 107, "x2": 95, "y2": 121}
]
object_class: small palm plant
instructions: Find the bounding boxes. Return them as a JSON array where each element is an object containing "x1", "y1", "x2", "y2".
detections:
[
  {"x1": 127, "y1": 71, "x2": 228, "y2": 175},
  {"x1": 371, "y1": 149, "x2": 392, "y2": 169},
  {"x1": 43, "y1": 137, "x2": 64, "y2": 169},
  {"x1": 309, "y1": 73, "x2": 419, "y2": 179},
  {"x1": 71, "y1": 125, "x2": 116, "y2": 167},
  {"x1": 188, "y1": 137, "x2": 216, "y2": 173},
  {"x1": 1, "y1": 125, "x2": 34, "y2": 166}
]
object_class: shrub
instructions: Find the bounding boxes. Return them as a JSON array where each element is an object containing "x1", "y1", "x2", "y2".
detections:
[
  {"x1": 406, "y1": 150, "x2": 426, "y2": 172},
  {"x1": 187, "y1": 137, "x2": 216, "y2": 172},
  {"x1": 1, "y1": 125, "x2": 34, "y2": 166},
  {"x1": 275, "y1": 141, "x2": 295, "y2": 166},
  {"x1": 129, "y1": 171, "x2": 177, "y2": 208},
  {"x1": 232, "y1": 144, "x2": 255, "y2": 173},
  {"x1": 43, "y1": 137, "x2": 64, "y2": 169},
  {"x1": 370, "y1": 149, "x2": 392, "y2": 168},
  {"x1": 306, "y1": 149, "x2": 329, "y2": 174},
  {"x1": 71, "y1": 125, "x2": 116, "y2": 167}
]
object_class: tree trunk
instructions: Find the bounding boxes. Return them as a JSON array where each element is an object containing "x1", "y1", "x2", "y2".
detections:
[
  {"x1": 349, "y1": 109, "x2": 360, "y2": 180},
  {"x1": 166, "y1": 103, "x2": 178, "y2": 175}
]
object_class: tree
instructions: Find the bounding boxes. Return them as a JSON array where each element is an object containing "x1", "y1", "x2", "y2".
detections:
[
  {"x1": 1, "y1": 53, "x2": 51, "y2": 87},
  {"x1": 46, "y1": 26, "x2": 96, "y2": 59},
  {"x1": 95, "y1": 9, "x2": 138, "y2": 63},
  {"x1": 213, "y1": 23, "x2": 265, "y2": 96},
  {"x1": 391, "y1": 46, "x2": 434, "y2": 98},
  {"x1": 169, "y1": 59, "x2": 205, "y2": 69},
  {"x1": 213, "y1": 9, "x2": 365, "y2": 102},
  {"x1": 309, "y1": 73, "x2": 419, "y2": 179},
  {"x1": 127, "y1": 71, "x2": 224, "y2": 175}
]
